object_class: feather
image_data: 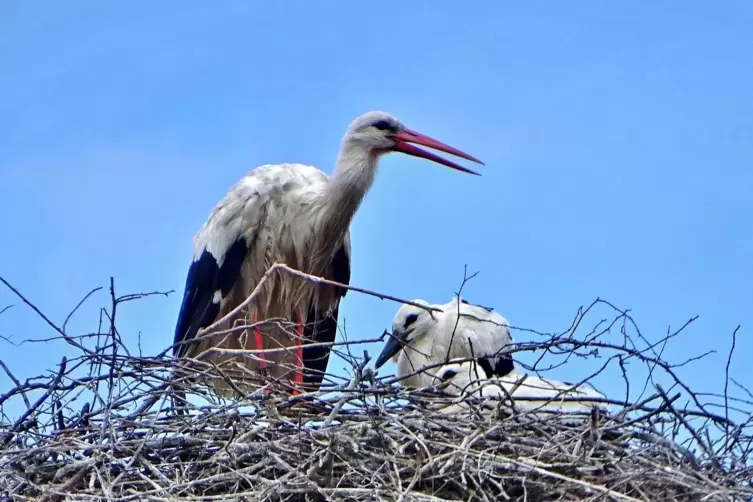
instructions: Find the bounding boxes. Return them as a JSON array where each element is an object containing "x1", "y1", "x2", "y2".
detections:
[
  {"x1": 173, "y1": 239, "x2": 247, "y2": 359},
  {"x1": 474, "y1": 354, "x2": 515, "y2": 379}
]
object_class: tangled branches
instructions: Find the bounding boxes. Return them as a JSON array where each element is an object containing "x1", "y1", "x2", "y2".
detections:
[{"x1": 0, "y1": 270, "x2": 751, "y2": 501}]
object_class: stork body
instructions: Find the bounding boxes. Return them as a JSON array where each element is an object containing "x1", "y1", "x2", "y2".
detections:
[
  {"x1": 431, "y1": 359, "x2": 607, "y2": 416},
  {"x1": 173, "y1": 111, "x2": 483, "y2": 396},
  {"x1": 174, "y1": 163, "x2": 352, "y2": 394},
  {"x1": 374, "y1": 297, "x2": 514, "y2": 388}
]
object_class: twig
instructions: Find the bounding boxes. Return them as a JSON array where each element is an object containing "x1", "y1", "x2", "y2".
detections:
[
  {"x1": 2, "y1": 356, "x2": 67, "y2": 447},
  {"x1": 724, "y1": 325, "x2": 739, "y2": 455},
  {"x1": 0, "y1": 276, "x2": 88, "y2": 352},
  {"x1": 0, "y1": 359, "x2": 30, "y2": 409}
]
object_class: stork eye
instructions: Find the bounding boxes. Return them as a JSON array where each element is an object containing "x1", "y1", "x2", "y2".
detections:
[
  {"x1": 403, "y1": 313, "x2": 419, "y2": 328},
  {"x1": 372, "y1": 120, "x2": 395, "y2": 131}
]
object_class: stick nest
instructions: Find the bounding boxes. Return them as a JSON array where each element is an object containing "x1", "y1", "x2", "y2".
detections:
[{"x1": 0, "y1": 276, "x2": 752, "y2": 501}]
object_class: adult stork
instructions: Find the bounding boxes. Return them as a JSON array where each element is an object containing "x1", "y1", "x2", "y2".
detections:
[
  {"x1": 173, "y1": 111, "x2": 483, "y2": 397},
  {"x1": 374, "y1": 297, "x2": 514, "y2": 388}
]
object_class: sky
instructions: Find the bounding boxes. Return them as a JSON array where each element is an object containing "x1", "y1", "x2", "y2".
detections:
[{"x1": 1, "y1": 1, "x2": 752, "y2": 428}]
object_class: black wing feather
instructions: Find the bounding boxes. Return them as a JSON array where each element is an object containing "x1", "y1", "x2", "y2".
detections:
[
  {"x1": 300, "y1": 243, "x2": 351, "y2": 390},
  {"x1": 476, "y1": 354, "x2": 515, "y2": 379},
  {"x1": 460, "y1": 298, "x2": 495, "y2": 313},
  {"x1": 173, "y1": 238, "x2": 247, "y2": 358}
]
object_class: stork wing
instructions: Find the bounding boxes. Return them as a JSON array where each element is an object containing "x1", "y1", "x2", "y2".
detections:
[
  {"x1": 173, "y1": 163, "x2": 333, "y2": 362},
  {"x1": 173, "y1": 177, "x2": 262, "y2": 359},
  {"x1": 497, "y1": 372, "x2": 606, "y2": 413},
  {"x1": 173, "y1": 241, "x2": 248, "y2": 359},
  {"x1": 454, "y1": 300, "x2": 515, "y2": 377}
]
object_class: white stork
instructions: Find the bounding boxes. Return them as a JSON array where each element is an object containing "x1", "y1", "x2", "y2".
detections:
[
  {"x1": 173, "y1": 111, "x2": 483, "y2": 397},
  {"x1": 374, "y1": 297, "x2": 514, "y2": 388},
  {"x1": 430, "y1": 358, "x2": 607, "y2": 416}
]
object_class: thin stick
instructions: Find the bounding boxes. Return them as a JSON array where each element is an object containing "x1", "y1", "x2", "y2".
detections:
[
  {"x1": 0, "y1": 276, "x2": 88, "y2": 352},
  {"x1": 201, "y1": 262, "x2": 442, "y2": 337}
]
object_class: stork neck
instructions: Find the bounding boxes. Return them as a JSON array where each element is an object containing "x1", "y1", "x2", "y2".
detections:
[{"x1": 320, "y1": 144, "x2": 380, "y2": 234}]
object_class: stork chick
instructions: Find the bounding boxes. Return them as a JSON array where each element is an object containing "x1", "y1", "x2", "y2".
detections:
[
  {"x1": 374, "y1": 297, "x2": 514, "y2": 388},
  {"x1": 432, "y1": 358, "x2": 607, "y2": 416}
]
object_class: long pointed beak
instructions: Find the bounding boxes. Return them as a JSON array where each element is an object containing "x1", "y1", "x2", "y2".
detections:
[
  {"x1": 375, "y1": 330, "x2": 408, "y2": 369},
  {"x1": 392, "y1": 128, "x2": 484, "y2": 176}
]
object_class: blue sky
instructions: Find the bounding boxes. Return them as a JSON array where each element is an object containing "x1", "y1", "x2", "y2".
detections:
[{"x1": 1, "y1": 2, "x2": 752, "y2": 424}]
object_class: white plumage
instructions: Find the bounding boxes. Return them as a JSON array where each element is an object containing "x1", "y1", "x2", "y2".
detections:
[
  {"x1": 191, "y1": 162, "x2": 346, "y2": 317},
  {"x1": 430, "y1": 359, "x2": 607, "y2": 416},
  {"x1": 194, "y1": 163, "x2": 331, "y2": 272},
  {"x1": 374, "y1": 297, "x2": 514, "y2": 388},
  {"x1": 173, "y1": 111, "x2": 484, "y2": 397}
]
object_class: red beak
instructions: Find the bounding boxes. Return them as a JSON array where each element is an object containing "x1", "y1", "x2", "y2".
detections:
[{"x1": 391, "y1": 128, "x2": 484, "y2": 175}]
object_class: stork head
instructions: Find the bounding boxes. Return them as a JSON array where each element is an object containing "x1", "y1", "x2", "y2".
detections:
[
  {"x1": 343, "y1": 111, "x2": 484, "y2": 175},
  {"x1": 374, "y1": 299, "x2": 437, "y2": 369},
  {"x1": 431, "y1": 360, "x2": 479, "y2": 392},
  {"x1": 431, "y1": 358, "x2": 506, "y2": 396}
]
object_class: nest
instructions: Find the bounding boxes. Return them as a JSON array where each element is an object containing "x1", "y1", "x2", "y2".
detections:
[{"x1": 1, "y1": 275, "x2": 752, "y2": 501}]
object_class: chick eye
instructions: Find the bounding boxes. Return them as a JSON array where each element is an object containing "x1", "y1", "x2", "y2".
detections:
[
  {"x1": 372, "y1": 119, "x2": 395, "y2": 131},
  {"x1": 403, "y1": 313, "x2": 419, "y2": 328},
  {"x1": 439, "y1": 369, "x2": 458, "y2": 381}
]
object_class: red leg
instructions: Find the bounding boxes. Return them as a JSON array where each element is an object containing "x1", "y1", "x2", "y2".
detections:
[
  {"x1": 252, "y1": 311, "x2": 272, "y2": 395},
  {"x1": 252, "y1": 311, "x2": 268, "y2": 369},
  {"x1": 293, "y1": 313, "x2": 305, "y2": 394}
]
